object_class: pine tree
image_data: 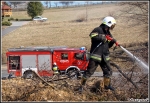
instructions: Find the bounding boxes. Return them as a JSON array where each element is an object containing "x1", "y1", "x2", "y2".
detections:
[{"x1": 27, "y1": 2, "x2": 44, "y2": 19}]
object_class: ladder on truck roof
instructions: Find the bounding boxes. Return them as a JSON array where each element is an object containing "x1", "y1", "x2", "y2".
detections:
[{"x1": 7, "y1": 46, "x2": 67, "y2": 51}]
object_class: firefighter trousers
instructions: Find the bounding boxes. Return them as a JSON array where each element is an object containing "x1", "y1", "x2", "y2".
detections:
[{"x1": 83, "y1": 56, "x2": 113, "y2": 79}]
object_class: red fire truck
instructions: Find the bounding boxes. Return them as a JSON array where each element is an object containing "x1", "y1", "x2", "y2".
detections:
[{"x1": 6, "y1": 46, "x2": 89, "y2": 79}]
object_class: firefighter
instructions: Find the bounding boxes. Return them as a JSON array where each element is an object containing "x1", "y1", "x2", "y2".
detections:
[
  {"x1": 10, "y1": 60, "x2": 17, "y2": 69},
  {"x1": 79, "y1": 16, "x2": 119, "y2": 92},
  {"x1": 52, "y1": 62, "x2": 59, "y2": 75}
]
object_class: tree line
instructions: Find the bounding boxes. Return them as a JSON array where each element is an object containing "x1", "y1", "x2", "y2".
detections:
[{"x1": 4, "y1": 1, "x2": 117, "y2": 9}]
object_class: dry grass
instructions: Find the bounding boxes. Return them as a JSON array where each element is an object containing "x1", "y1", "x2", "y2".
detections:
[
  {"x1": 2, "y1": 72, "x2": 148, "y2": 101},
  {"x1": 11, "y1": 4, "x2": 122, "y2": 21},
  {"x1": 1, "y1": 3, "x2": 148, "y2": 64},
  {"x1": 1, "y1": 26, "x2": 9, "y2": 30}
]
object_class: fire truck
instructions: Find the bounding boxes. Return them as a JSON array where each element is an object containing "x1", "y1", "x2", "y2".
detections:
[{"x1": 6, "y1": 46, "x2": 89, "y2": 79}]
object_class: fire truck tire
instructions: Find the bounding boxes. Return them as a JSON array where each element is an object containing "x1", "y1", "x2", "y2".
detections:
[
  {"x1": 67, "y1": 68, "x2": 81, "y2": 79},
  {"x1": 23, "y1": 70, "x2": 35, "y2": 79}
]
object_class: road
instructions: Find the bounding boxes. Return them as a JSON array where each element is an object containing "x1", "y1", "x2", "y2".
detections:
[
  {"x1": 1, "y1": 64, "x2": 9, "y2": 78},
  {"x1": 2, "y1": 21, "x2": 30, "y2": 36},
  {"x1": 1, "y1": 21, "x2": 30, "y2": 78},
  {"x1": 0, "y1": 70, "x2": 114, "y2": 79},
  {"x1": 1, "y1": 64, "x2": 148, "y2": 79},
  {"x1": 1, "y1": 64, "x2": 120, "y2": 78}
]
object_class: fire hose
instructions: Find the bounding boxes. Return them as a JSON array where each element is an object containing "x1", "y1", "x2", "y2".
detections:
[{"x1": 106, "y1": 35, "x2": 148, "y2": 70}]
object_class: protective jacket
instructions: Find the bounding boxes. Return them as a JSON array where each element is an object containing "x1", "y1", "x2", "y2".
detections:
[{"x1": 89, "y1": 24, "x2": 115, "y2": 61}]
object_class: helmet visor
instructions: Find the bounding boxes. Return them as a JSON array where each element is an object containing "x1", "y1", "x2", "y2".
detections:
[{"x1": 110, "y1": 24, "x2": 116, "y2": 30}]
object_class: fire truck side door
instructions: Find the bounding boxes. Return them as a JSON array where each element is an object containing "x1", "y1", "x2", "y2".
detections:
[
  {"x1": 53, "y1": 52, "x2": 70, "y2": 68},
  {"x1": 38, "y1": 55, "x2": 52, "y2": 71},
  {"x1": 21, "y1": 55, "x2": 37, "y2": 75},
  {"x1": 72, "y1": 52, "x2": 89, "y2": 71},
  {"x1": 73, "y1": 52, "x2": 84, "y2": 65}
]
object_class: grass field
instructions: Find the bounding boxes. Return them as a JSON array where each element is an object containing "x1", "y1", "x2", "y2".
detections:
[{"x1": 1, "y1": 3, "x2": 148, "y2": 64}]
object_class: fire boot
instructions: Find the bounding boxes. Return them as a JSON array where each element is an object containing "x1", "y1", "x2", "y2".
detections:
[
  {"x1": 104, "y1": 77, "x2": 115, "y2": 91},
  {"x1": 78, "y1": 77, "x2": 87, "y2": 93}
]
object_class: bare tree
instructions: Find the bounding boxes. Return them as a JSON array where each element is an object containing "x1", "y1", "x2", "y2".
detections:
[
  {"x1": 3, "y1": 1, "x2": 9, "y2": 6},
  {"x1": 119, "y1": 2, "x2": 148, "y2": 31},
  {"x1": 8, "y1": 2, "x2": 23, "y2": 8},
  {"x1": 69, "y1": 1, "x2": 74, "y2": 6},
  {"x1": 59, "y1": 1, "x2": 73, "y2": 7},
  {"x1": 44, "y1": 1, "x2": 48, "y2": 8},
  {"x1": 54, "y1": 2, "x2": 58, "y2": 7},
  {"x1": 48, "y1": 1, "x2": 51, "y2": 8},
  {"x1": 101, "y1": 1, "x2": 104, "y2": 4},
  {"x1": 85, "y1": 1, "x2": 89, "y2": 21},
  {"x1": 59, "y1": 1, "x2": 65, "y2": 7},
  {"x1": 111, "y1": 47, "x2": 148, "y2": 100}
]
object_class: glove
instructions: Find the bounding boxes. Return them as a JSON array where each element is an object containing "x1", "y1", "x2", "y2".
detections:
[
  {"x1": 111, "y1": 38, "x2": 116, "y2": 43},
  {"x1": 111, "y1": 39, "x2": 120, "y2": 46},
  {"x1": 106, "y1": 35, "x2": 113, "y2": 41},
  {"x1": 106, "y1": 35, "x2": 120, "y2": 46},
  {"x1": 115, "y1": 42, "x2": 120, "y2": 46}
]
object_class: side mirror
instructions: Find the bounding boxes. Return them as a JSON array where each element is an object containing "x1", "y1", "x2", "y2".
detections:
[{"x1": 85, "y1": 52, "x2": 90, "y2": 61}]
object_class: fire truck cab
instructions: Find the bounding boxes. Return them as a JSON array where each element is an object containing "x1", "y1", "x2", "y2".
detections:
[{"x1": 6, "y1": 46, "x2": 89, "y2": 79}]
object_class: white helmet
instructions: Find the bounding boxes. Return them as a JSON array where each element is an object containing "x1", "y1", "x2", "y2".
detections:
[
  {"x1": 102, "y1": 16, "x2": 116, "y2": 30},
  {"x1": 54, "y1": 62, "x2": 57, "y2": 65}
]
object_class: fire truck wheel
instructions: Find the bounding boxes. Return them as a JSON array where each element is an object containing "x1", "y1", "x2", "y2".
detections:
[
  {"x1": 67, "y1": 68, "x2": 81, "y2": 79},
  {"x1": 23, "y1": 70, "x2": 35, "y2": 79}
]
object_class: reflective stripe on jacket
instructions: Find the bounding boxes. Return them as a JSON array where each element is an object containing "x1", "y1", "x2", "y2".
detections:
[
  {"x1": 53, "y1": 66, "x2": 58, "y2": 71},
  {"x1": 89, "y1": 24, "x2": 115, "y2": 58}
]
